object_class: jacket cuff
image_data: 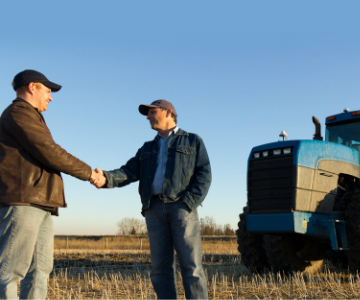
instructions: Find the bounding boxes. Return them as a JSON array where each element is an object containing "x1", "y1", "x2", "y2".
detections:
[
  {"x1": 88, "y1": 169, "x2": 93, "y2": 181},
  {"x1": 182, "y1": 192, "x2": 196, "y2": 211},
  {"x1": 102, "y1": 171, "x2": 112, "y2": 188}
]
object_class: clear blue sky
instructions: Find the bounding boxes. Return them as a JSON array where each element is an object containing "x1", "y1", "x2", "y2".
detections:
[{"x1": 1, "y1": 1, "x2": 360, "y2": 234}]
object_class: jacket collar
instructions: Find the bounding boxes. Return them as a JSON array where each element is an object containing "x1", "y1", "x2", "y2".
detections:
[
  {"x1": 13, "y1": 97, "x2": 45, "y2": 121},
  {"x1": 152, "y1": 127, "x2": 189, "y2": 142},
  {"x1": 175, "y1": 128, "x2": 189, "y2": 136},
  {"x1": 13, "y1": 97, "x2": 39, "y2": 112}
]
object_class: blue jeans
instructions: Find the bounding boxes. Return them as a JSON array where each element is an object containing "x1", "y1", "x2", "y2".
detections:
[
  {"x1": 0, "y1": 206, "x2": 54, "y2": 299},
  {"x1": 145, "y1": 197, "x2": 208, "y2": 299}
]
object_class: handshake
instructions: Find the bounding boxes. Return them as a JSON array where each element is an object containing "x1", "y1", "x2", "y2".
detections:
[{"x1": 90, "y1": 168, "x2": 107, "y2": 188}]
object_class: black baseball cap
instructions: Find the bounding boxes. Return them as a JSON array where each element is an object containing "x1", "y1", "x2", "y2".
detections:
[
  {"x1": 13, "y1": 70, "x2": 62, "y2": 92},
  {"x1": 139, "y1": 99, "x2": 177, "y2": 117}
]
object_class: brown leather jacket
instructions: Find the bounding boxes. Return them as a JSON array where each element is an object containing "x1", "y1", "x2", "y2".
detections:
[{"x1": 0, "y1": 98, "x2": 92, "y2": 214}]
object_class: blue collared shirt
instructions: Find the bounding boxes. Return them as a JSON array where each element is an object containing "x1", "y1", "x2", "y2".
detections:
[{"x1": 152, "y1": 126, "x2": 179, "y2": 194}]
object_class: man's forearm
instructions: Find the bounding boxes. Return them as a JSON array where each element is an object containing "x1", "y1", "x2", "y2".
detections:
[
  {"x1": 103, "y1": 167, "x2": 138, "y2": 188},
  {"x1": 92, "y1": 154, "x2": 141, "y2": 189},
  {"x1": 8, "y1": 106, "x2": 92, "y2": 181}
]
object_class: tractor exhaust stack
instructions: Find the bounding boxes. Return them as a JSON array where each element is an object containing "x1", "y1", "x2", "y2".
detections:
[{"x1": 312, "y1": 116, "x2": 323, "y2": 141}]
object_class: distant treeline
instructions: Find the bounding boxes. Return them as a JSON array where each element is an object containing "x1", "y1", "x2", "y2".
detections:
[
  {"x1": 56, "y1": 216, "x2": 236, "y2": 239},
  {"x1": 114, "y1": 216, "x2": 236, "y2": 236},
  {"x1": 200, "y1": 216, "x2": 235, "y2": 236}
]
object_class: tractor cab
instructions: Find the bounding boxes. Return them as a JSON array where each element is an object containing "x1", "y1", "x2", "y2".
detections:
[{"x1": 326, "y1": 109, "x2": 360, "y2": 150}]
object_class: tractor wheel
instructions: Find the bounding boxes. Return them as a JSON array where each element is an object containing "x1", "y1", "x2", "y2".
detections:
[
  {"x1": 345, "y1": 193, "x2": 360, "y2": 271},
  {"x1": 325, "y1": 249, "x2": 348, "y2": 269},
  {"x1": 263, "y1": 235, "x2": 326, "y2": 273},
  {"x1": 236, "y1": 208, "x2": 269, "y2": 272}
]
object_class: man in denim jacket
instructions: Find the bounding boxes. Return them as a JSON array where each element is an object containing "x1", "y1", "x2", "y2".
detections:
[{"x1": 93, "y1": 100, "x2": 211, "y2": 299}]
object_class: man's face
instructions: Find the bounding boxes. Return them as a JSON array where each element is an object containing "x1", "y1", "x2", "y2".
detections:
[
  {"x1": 147, "y1": 107, "x2": 168, "y2": 130},
  {"x1": 33, "y1": 83, "x2": 52, "y2": 112}
]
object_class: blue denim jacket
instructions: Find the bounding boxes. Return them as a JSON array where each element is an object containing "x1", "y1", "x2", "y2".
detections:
[{"x1": 103, "y1": 128, "x2": 211, "y2": 213}]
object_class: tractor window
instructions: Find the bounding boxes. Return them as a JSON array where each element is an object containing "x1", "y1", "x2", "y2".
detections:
[{"x1": 326, "y1": 122, "x2": 360, "y2": 150}]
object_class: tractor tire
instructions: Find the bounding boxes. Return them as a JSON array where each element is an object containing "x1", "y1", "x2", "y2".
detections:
[
  {"x1": 236, "y1": 208, "x2": 269, "y2": 272},
  {"x1": 345, "y1": 193, "x2": 360, "y2": 271},
  {"x1": 325, "y1": 249, "x2": 348, "y2": 269},
  {"x1": 263, "y1": 235, "x2": 326, "y2": 273}
]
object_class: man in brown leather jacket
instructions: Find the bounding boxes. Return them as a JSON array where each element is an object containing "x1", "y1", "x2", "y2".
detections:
[{"x1": 0, "y1": 70, "x2": 101, "y2": 299}]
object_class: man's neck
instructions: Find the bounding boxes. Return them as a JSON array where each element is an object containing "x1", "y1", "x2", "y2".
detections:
[{"x1": 157, "y1": 126, "x2": 177, "y2": 139}]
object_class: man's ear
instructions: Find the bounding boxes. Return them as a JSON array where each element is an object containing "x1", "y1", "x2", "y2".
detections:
[
  {"x1": 27, "y1": 82, "x2": 35, "y2": 95},
  {"x1": 166, "y1": 109, "x2": 172, "y2": 118}
]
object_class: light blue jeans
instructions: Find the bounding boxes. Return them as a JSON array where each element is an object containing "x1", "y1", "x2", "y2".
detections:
[
  {"x1": 0, "y1": 206, "x2": 54, "y2": 299},
  {"x1": 145, "y1": 197, "x2": 208, "y2": 299}
]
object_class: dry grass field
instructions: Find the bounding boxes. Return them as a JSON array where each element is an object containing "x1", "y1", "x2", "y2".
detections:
[{"x1": 46, "y1": 236, "x2": 360, "y2": 299}]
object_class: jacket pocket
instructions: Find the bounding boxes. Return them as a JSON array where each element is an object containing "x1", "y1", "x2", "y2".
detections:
[
  {"x1": 34, "y1": 167, "x2": 44, "y2": 187},
  {"x1": 139, "y1": 152, "x2": 154, "y2": 190},
  {"x1": 139, "y1": 152, "x2": 152, "y2": 174},
  {"x1": 140, "y1": 152, "x2": 151, "y2": 161},
  {"x1": 176, "y1": 145, "x2": 197, "y2": 155},
  {"x1": 176, "y1": 146, "x2": 197, "y2": 169},
  {"x1": 175, "y1": 145, "x2": 197, "y2": 188}
]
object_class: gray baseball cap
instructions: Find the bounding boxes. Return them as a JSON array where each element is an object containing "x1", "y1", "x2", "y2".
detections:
[{"x1": 139, "y1": 99, "x2": 177, "y2": 117}]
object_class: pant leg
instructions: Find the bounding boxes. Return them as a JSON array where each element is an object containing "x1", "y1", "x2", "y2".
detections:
[
  {"x1": 145, "y1": 197, "x2": 177, "y2": 299},
  {"x1": 20, "y1": 210, "x2": 54, "y2": 299},
  {"x1": 169, "y1": 201, "x2": 208, "y2": 299},
  {"x1": 0, "y1": 206, "x2": 52, "y2": 300}
]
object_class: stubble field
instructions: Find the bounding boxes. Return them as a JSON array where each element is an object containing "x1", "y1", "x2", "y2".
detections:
[{"x1": 47, "y1": 236, "x2": 360, "y2": 299}]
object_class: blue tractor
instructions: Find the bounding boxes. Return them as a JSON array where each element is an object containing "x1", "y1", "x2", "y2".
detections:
[{"x1": 236, "y1": 109, "x2": 360, "y2": 273}]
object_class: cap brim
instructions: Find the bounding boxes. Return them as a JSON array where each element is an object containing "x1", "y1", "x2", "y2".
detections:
[
  {"x1": 139, "y1": 104, "x2": 159, "y2": 115},
  {"x1": 39, "y1": 80, "x2": 62, "y2": 92}
]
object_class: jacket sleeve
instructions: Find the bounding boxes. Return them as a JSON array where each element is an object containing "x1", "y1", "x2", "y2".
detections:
[
  {"x1": 182, "y1": 136, "x2": 212, "y2": 210},
  {"x1": 6, "y1": 103, "x2": 92, "y2": 181},
  {"x1": 103, "y1": 148, "x2": 141, "y2": 188}
]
